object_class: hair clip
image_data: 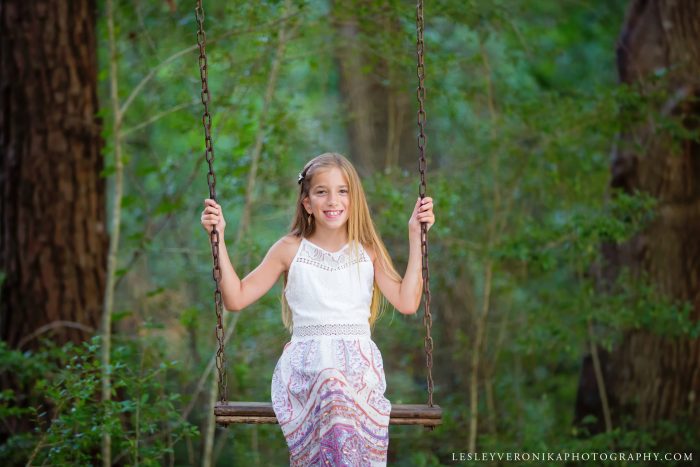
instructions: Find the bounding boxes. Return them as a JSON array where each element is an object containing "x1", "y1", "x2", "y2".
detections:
[{"x1": 297, "y1": 171, "x2": 304, "y2": 184}]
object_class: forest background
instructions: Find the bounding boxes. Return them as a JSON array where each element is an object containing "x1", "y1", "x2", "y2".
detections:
[{"x1": 1, "y1": 0, "x2": 699, "y2": 465}]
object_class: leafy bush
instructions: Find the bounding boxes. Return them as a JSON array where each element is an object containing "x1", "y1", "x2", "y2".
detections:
[{"x1": 0, "y1": 336, "x2": 198, "y2": 466}]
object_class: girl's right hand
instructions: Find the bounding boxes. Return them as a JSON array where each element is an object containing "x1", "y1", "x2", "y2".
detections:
[{"x1": 201, "y1": 198, "x2": 227, "y2": 237}]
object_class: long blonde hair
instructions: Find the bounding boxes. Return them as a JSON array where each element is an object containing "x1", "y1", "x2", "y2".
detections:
[{"x1": 281, "y1": 152, "x2": 403, "y2": 334}]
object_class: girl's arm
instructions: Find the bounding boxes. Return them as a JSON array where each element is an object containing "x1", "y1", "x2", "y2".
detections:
[
  {"x1": 202, "y1": 199, "x2": 287, "y2": 311},
  {"x1": 373, "y1": 196, "x2": 435, "y2": 314},
  {"x1": 212, "y1": 236, "x2": 288, "y2": 311}
]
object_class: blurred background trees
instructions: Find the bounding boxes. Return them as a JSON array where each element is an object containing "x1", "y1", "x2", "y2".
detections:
[{"x1": 1, "y1": 0, "x2": 698, "y2": 465}]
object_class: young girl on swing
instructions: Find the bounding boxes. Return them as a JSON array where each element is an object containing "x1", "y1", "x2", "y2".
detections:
[{"x1": 200, "y1": 152, "x2": 435, "y2": 466}]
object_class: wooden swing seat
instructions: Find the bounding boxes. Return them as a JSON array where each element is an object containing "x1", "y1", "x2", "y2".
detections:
[{"x1": 214, "y1": 401, "x2": 442, "y2": 426}]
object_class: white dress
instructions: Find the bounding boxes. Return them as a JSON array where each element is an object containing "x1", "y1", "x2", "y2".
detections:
[{"x1": 271, "y1": 237, "x2": 391, "y2": 466}]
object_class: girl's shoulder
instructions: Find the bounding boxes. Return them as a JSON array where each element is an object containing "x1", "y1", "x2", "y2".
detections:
[
  {"x1": 280, "y1": 233, "x2": 302, "y2": 246},
  {"x1": 278, "y1": 234, "x2": 303, "y2": 271},
  {"x1": 359, "y1": 241, "x2": 377, "y2": 263}
]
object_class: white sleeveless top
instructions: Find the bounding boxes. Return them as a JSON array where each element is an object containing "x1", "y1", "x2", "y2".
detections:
[{"x1": 284, "y1": 237, "x2": 375, "y2": 338}]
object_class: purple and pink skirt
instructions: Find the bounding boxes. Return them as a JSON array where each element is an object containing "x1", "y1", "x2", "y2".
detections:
[{"x1": 271, "y1": 323, "x2": 391, "y2": 466}]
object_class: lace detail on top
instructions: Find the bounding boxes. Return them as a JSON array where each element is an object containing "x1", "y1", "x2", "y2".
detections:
[
  {"x1": 295, "y1": 239, "x2": 369, "y2": 272},
  {"x1": 293, "y1": 323, "x2": 370, "y2": 338},
  {"x1": 284, "y1": 236, "x2": 374, "y2": 328}
]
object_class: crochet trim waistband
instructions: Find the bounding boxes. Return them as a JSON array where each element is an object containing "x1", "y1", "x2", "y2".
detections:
[{"x1": 292, "y1": 322, "x2": 371, "y2": 338}]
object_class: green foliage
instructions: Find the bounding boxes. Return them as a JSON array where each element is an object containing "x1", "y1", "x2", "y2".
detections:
[
  {"x1": 495, "y1": 191, "x2": 658, "y2": 272},
  {"x1": 594, "y1": 269, "x2": 700, "y2": 340},
  {"x1": 0, "y1": 337, "x2": 198, "y2": 465}
]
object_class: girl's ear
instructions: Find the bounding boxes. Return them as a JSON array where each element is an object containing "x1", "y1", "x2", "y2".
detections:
[{"x1": 302, "y1": 196, "x2": 310, "y2": 214}]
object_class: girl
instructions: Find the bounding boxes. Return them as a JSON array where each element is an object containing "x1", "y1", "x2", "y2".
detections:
[{"x1": 200, "y1": 152, "x2": 435, "y2": 466}]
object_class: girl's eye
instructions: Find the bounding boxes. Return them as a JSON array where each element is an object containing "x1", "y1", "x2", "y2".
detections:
[{"x1": 316, "y1": 189, "x2": 347, "y2": 194}]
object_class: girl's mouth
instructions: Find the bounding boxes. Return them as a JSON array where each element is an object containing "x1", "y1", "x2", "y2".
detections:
[{"x1": 323, "y1": 210, "x2": 343, "y2": 219}]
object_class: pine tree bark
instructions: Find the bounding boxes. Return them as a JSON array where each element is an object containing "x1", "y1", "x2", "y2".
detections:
[
  {"x1": 603, "y1": 0, "x2": 700, "y2": 428},
  {"x1": 0, "y1": 1, "x2": 106, "y2": 350}
]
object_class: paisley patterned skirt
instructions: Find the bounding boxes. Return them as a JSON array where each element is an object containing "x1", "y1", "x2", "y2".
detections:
[{"x1": 271, "y1": 332, "x2": 391, "y2": 466}]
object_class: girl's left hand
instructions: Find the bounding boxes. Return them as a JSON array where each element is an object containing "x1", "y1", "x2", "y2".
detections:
[{"x1": 408, "y1": 196, "x2": 435, "y2": 236}]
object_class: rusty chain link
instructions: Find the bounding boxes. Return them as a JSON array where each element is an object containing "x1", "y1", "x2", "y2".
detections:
[
  {"x1": 195, "y1": 0, "x2": 227, "y2": 404},
  {"x1": 416, "y1": 0, "x2": 435, "y2": 418}
]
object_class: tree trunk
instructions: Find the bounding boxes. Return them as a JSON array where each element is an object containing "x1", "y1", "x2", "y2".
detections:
[
  {"x1": 0, "y1": 1, "x2": 106, "y2": 350},
  {"x1": 602, "y1": 0, "x2": 700, "y2": 429},
  {"x1": 332, "y1": 0, "x2": 417, "y2": 176}
]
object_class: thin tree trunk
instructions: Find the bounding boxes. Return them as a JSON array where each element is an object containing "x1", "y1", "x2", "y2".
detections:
[
  {"x1": 482, "y1": 308, "x2": 509, "y2": 435},
  {"x1": 586, "y1": 318, "x2": 613, "y2": 433},
  {"x1": 468, "y1": 39, "x2": 504, "y2": 453},
  {"x1": 468, "y1": 261, "x2": 493, "y2": 453},
  {"x1": 101, "y1": 0, "x2": 125, "y2": 463}
]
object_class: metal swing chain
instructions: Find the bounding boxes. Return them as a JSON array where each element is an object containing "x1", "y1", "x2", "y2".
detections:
[
  {"x1": 416, "y1": 0, "x2": 435, "y2": 409},
  {"x1": 193, "y1": 0, "x2": 432, "y2": 412},
  {"x1": 195, "y1": 0, "x2": 228, "y2": 404}
]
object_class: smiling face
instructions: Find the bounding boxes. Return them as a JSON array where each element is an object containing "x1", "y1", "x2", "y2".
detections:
[{"x1": 302, "y1": 167, "x2": 350, "y2": 231}]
